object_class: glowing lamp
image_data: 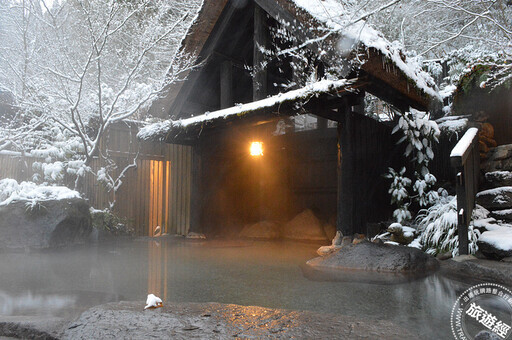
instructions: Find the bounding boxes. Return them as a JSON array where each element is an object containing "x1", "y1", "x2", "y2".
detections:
[{"x1": 250, "y1": 142, "x2": 264, "y2": 156}]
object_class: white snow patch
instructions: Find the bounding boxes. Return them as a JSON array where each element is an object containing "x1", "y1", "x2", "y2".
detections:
[
  {"x1": 479, "y1": 227, "x2": 512, "y2": 251},
  {"x1": 439, "y1": 84, "x2": 457, "y2": 99},
  {"x1": 0, "y1": 179, "x2": 80, "y2": 206},
  {"x1": 450, "y1": 127, "x2": 478, "y2": 158},
  {"x1": 408, "y1": 237, "x2": 422, "y2": 249}
]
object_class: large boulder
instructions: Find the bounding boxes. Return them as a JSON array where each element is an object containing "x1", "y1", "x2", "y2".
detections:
[
  {"x1": 306, "y1": 241, "x2": 439, "y2": 274},
  {"x1": 476, "y1": 187, "x2": 512, "y2": 210},
  {"x1": 239, "y1": 221, "x2": 280, "y2": 239},
  {"x1": 0, "y1": 198, "x2": 91, "y2": 249},
  {"x1": 477, "y1": 227, "x2": 512, "y2": 260},
  {"x1": 281, "y1": 209, "x2": 328, "y2": 241}
]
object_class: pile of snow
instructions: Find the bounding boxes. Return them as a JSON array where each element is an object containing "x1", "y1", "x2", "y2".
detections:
[
  {"x1": 0, "y1": 179, "x2": 80, "y2": 206},
  {"x1": 139, "y1": 79, "x2": 354, "y2": 140},
  {"x1": 479, "y1": 227, "x2": 512, "y2": 251}
]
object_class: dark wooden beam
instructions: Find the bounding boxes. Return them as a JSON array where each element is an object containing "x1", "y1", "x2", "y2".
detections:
[
  {"x1": 336, "y1": 93, "x2": 366, "y2": 236},
  {"x1": 253, "y1": 4, "x2": 268, "y2": 101},
  {"x1": 220, "y1": 60, "x2": 233, "y2": 109},
  {"x1": 171, "y1": 3, "x2": 238, "y2": 118}
]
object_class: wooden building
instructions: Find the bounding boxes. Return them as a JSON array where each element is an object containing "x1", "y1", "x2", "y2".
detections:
[{"x1": 142, "y1": 0, "x2": 441, "y2": 237}]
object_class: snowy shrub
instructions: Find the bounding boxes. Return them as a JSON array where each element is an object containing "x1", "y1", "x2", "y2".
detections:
[
  {"x1": 415, "y1": 195, "x2": 481, "y2": 256},
  {"x1": 385, "y1": 167, "x2": 412, "y2": 223},
  {"x1": 387, "y1": 109, "x2": 441, "y2": 222}
]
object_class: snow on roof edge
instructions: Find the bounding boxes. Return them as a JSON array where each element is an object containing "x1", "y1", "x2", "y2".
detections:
[{"x1": 138, "y1": 78, "x2": 355, "y2": 141}]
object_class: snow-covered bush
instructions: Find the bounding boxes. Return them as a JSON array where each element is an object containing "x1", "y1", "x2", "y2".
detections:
[
  {"x1": 385, "y1": 167, "x2": 412, "y2": 223},
  {"x1": 387, "y1": 109, "x2": 441, "y2": 222},
  {"x1": 416, "y1": 195, "x2": 481, "y2": 256}
]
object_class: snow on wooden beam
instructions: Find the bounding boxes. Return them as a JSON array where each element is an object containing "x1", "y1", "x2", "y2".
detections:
[{"x1": 138, "y1": 78, "x2": 358, "y2": 143}]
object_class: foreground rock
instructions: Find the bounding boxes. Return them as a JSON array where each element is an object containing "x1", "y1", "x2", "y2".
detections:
[
  {"x1": 282, "y1": 209, "x2": 328, "y2": 241},
  {"x1": 477, "y1": 227, "x2": 512, "y2": 260},
  {"x1": 239, "y1": 221, "x2": 280, "y2": 239},
  {"x1": 0, "y1": 198, "x2": 91, "y2": 249},
  {"x1": 306, "y1": 241, "x2": 439, "y2": 275},
  {"x1": 61, "y1": 301, "x2": 418, "y2": 339}
]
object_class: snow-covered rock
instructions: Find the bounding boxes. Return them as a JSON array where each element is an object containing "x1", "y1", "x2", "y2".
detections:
[
  {"x1": 476, "y1": 187, "x2": 512, "y2": 210},
  {"x1": 485, "y1": 171, "x2": 512, "y2": 188},
  {"x1": 0, "y1": 179, "x2": 80, "y2": 206},
  {"x1": 477, "y1": 227, "x2": 512, "y2": 260},
  {"x1": 482, "y1": 144, "x2": 512, "y2": 172},
  {"x1": 491, "y1": 209, "x2": 512, "y2": 222},
  {"x1": 0, "y1": 198, "x2": 91, "y2": 249},
  {"x1": 387, "y1": 223, "x2": 416, "y2": 245}
]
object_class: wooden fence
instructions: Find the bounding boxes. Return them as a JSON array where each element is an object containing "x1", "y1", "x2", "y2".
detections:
[{"x1": 0, "y1": 123, "x2": 192, "y2": 237}]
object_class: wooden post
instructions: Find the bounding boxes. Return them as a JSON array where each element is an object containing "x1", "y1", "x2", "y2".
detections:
[
  {"x1": 220, "y1": 60, "x2": 233, "y2": 109},
  {"x1": 337, "y1": 100, "x2": 354, "y2": 236},
  {"x1": 456, "y1": 169, "x2": 468, "y2": 255},
  {"x1": 253, "y1": 4, "x2": 267, "y2": 101},
  {"x1": 189, "y1": 143, "x2": 202, "y2": 233}
]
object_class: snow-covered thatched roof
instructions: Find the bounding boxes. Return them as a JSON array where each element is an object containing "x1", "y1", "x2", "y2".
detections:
[{"x1": 145, "y1": 0, "x2": 440, "y2": 141}]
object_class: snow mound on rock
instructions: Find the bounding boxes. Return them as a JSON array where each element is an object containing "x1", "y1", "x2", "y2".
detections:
[{"x1": 0, "y1": 179, "x2": 80, "y2": 206}]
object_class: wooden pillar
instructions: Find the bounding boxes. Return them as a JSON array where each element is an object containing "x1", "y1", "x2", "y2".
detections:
[
  {"x1": 336, "y1": 93, "x2": 365, "y2": 237},
  {"x1": 189, "y1": 143, "x2": 202, "y2": 233},
  {"x1": 253, "y1": 4, "x2": 267, "y2": 101},
  {"x1": 337, "y1": 101, "x2": 354, "y2": 236},
  {"x1": 220, "y1": 60, "x2": 233, "y2": 109}
]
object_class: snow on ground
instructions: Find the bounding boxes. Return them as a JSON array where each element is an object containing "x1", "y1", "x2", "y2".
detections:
[
  {"x1": 138, "y1": 79, "x2": 355, "y2": 140},
  {"x1": 0, "y1": 179, "x2": 80, "y2": 206},
  {"x1": 479, "y1": 227, "x2": 512, "y2": 251}
]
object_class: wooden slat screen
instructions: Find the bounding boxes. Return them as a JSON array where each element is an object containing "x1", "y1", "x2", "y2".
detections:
[{"x1": 0, "y1": 124, "x2": 193, "y2": 237}]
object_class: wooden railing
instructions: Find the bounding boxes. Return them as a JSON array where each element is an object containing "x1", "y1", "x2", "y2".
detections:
[{"x1": 450, "y1": 127, "x2": 479, "y2": 255}]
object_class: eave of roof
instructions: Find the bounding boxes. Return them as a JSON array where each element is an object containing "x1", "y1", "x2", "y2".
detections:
[{"x1": 139, "y1": 78, "x2": 357, "y2": 143}]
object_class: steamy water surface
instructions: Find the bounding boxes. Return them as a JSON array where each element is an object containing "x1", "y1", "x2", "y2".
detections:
[{"x1": 0, "y1": 237, "x2": 480, "y2": 339}]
